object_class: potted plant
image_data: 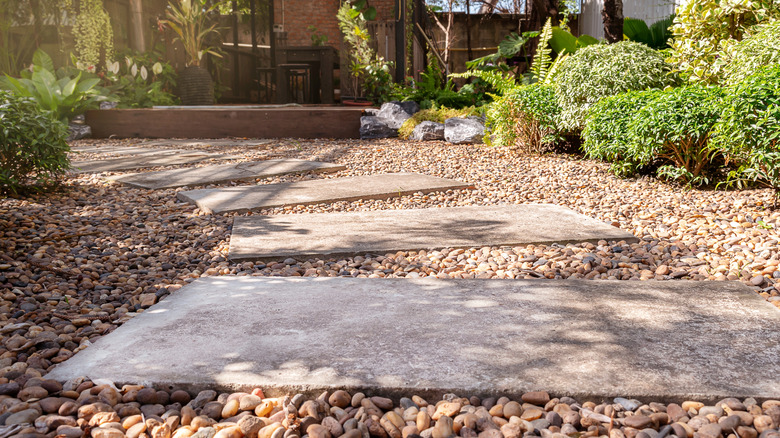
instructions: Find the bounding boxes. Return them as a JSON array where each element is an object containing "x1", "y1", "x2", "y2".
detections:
[{"x1": 161, "y1": 0, "x2": 222, "y2": 105}]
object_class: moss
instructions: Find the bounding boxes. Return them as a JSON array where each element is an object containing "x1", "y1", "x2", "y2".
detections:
[{"x1": 398, "y1": 107, "x2": 479, "y2": 139}]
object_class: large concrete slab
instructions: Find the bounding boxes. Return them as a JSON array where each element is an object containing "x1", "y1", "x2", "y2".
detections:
[
  {"x1": 46, "y1": 277, "x2": 780, "y2": 401},
  {"x1": 71, "y1": 145, "x2": 183, "y2": 156},
  {"x1": 228, "y1": 204, "x2": 637, "y2": 261},
  {"x1": 112, "y1": 160, "x2": 346, "y2": 189},
  {"x1": 177, "y1": 173, "x2": 472, "y2": 214},
  {"x1": 72, "y1": 152, "x2": 236, "y2": 173}
]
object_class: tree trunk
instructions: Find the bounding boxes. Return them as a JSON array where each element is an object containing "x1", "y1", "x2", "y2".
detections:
[
  {"x1": 529, "y1": 0, "x2": 558, "y2": 32},
  {"x1": 602, "y1": 0, "x2": 623, "y2": 43},
  {"x1": 128, "y1": 0, "x2": 146, "y2": 52},
  {"x1": 478, "y1": 0, "x2": 499, "y2": 13}
]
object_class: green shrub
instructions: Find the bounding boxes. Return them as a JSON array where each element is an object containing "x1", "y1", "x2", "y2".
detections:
[
  {"x1": 0, "y1": 50, "x2": 104, "y2": 123},
  {"x1": 582, "y1": 90, "x2": 660, "y2": 176},
  {"x1": 632, "y1": 85, "x2": 725, "y2": 185},
  {"x1": 107, "y1": 48, "x2": 179, "y2": 108},
  {"x1": 711, "y1": 65, "x2": 780, "y2": 204},
  {"x1": 668, "y1": 0, "x2": 780, "y2": 84},
  {"x1": 551, "y1": 41, "x2": 674, "y2": 131},
  {"x1": 723, "y1": 20, "x2": 780, "y2": 86},
  {"x1": 485, "y1": 84, "x2": 562, "y2": 153},
  {"x1": 398, "y1": 107, "x2": 479, "y2": 139},
  {"x1": 0, "y1": 90, "x2": 70, "y2": 194}
]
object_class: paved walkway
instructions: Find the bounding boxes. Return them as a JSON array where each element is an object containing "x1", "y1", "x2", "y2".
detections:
[
  {"x1": 46, "y1": 277, "x2": 780, "y2": 400},
  {"x1": 177, "y1": 173, "x2": 471, "y2": 214},
  {"x1": 228, "y1": 204, "x2": 637, "y2": 261},
  {"x1": 113, "y1": 160, "x2": 346, "y2": 189}
]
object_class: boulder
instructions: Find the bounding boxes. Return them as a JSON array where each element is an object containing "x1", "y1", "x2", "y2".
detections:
[
  {"x1": 376, "y1": 101, "x2": 419, "y2": 129},
  {"x1": 444, "y1": 117, "x2": 484, "y2": 144},
  {"x1": 410, "y1": 121, "x2": 445, "y2": 141},
  {"x1": 99, "y1": 101, "x2": 119, "y2": 110},
  {"x1": 360, "y1": 116, "x2": 397, "y2": 139},
  {"x1": 67, "y1": 123, "x2": 92, "y2": 141}
]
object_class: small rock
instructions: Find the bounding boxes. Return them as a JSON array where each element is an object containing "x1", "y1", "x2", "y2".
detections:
[
  {"x1": 444, "y1": 117, "x2": 484, "y2": 145},
  {"x1": 410, "y1": 122, "x2": 445, "y2": 141}
]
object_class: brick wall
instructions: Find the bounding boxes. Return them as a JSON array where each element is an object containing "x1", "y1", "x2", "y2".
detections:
[{"x1": 273, "y1": 0, "x2": 397, "y2": 49}]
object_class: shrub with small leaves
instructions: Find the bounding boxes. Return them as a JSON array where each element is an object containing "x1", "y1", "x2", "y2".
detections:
[
  {"x1": 486, "y1": 84, "x2": 562, "y2": 153},
  {"x1": 711, "y1": 65, "x2": 780, "y2": 205},
  {"x1": 582, "y1": 90, "x2": 660, "y2": 176},
  {"x1": 723, "y1": 20, "x2": 780, "y2": 86},
  {"x1": 551, "y1": 41, "x2": 674, "y2": 132},
  {"x1": 0, "y1": 91, "x2": 70, "y2": 194},
  {"x1": 630, "y1": 85, "x2": 725, "y2": 185}
]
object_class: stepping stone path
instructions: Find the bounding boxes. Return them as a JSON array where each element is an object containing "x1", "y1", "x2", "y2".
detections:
[
  {"x1": 137, "y1": 139, "x2": 274, "y2": 148},
  {"x1": 46, "y1": 277, "x2": 780, "y2": 399},
  {"x1": 71, "y1": 145, "x2": 184, "y2": 156},
  {"x1": 71, "y1": 151, "x2": 237, "y2": 173},
  {"x1": 228, "y1": 204, "x2": 637, "y2": 261},
  {"x1": 177, "y1": 173, "x2": 471, "y2": 214},
  {"x1": 112, "y1": 159, "x2": 346, "y2": 189}
]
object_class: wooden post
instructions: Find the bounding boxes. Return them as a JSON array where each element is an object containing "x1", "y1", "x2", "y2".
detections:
[
  {"x1": 395, "y1": 0, "x2": 405, "y2": 82},
  {"x1": 232, "y1": 0, "x2": 240, "y2": 98},
  {"x1": 128, "y1": 0, "x2": 146, "y2": 52}
]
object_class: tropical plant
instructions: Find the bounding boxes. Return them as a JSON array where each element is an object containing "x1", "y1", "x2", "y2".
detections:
[
  {"x1": 162, "y1": 0, "x2": 223, "y2": 67},
  {"x1": 722, "y1": 19, "x2": 780, "y2": 86},
  {"x1": 486, "y1": 83, "x2": 562, "y2": 152},
  {"x1": 623, "y1": 15, "x2": 675, "y2": 49},
  {"x1": 551, "y1": 41, "x2": 674, "y2": 131},
  {"x1": 403, "y1": 64, "x2": 476, "y2": 109},
  {"x1": 337, "y1": 0, "x2": 393, "y2": 102},
  {"x1": 667, "y1": 0, "x2": 780, "y2": 83},
  {"x1": 106, "y1": 50, "x2": 179, "y2": 108},
  {"x1": 548, "y1": 27, "x2": 598, "y2": 55},
  {"x1": 712, "y1": 65, "x2": 780, "y2": 205},
  {"x1": 398, "y1": 106, "x2": 479, "y2": 139},
  {"x1": 0, "y1": 50, "x2": 104, "y2": 123},
  {"x1": 0, "y1": 90, "x2": 70, "y2": 194}
]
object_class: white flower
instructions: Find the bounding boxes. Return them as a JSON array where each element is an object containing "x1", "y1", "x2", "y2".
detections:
[
  {"x1": 131, "y1": 64, "x2": 138, "y2": 77},
  {"x1": 108, "y1": 61, "x2": 120, "y2": 75},
  {"x1": 126, "y1": 57, "x2": 133, "y2": 68},
  {"x1": 140, "y1": 65, "x2": 148, "y2": 80},
  {"x1": 152, "y1": 62, "x2": 163, "y2": 75}
]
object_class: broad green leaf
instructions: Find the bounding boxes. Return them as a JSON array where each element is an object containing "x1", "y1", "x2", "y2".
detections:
[
  {"x1": 32, "y1": 49, "x2": 55, "y2": 73},
  {"x1": 549, "y1": 27, "x2": 578, "y2": 55},
  {"x1": 362, "y1": 6, "x2": 377, "y2": 21},
  {"x1": 624, "y1": 18, "x2": 653, "y2": 46}
]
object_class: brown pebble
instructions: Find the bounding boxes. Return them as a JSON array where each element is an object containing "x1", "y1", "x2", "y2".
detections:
[
  {"x1": 170, "y1": 390, "x2": 191, "y2": 405},
  {"x1": 371, "y1": 396, "x2": 394, "y2": 411},
  {"x1": 521, "y1": 392, "x2": 550, "y2": 406},
  {"x1": 624, "y1": 415, "x2": 654, "y2": 429},
  {"x1": 329, "y1": 390, "x2": 352, "y2": 409}
]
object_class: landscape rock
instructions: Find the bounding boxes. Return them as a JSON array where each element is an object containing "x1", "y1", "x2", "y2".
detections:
[
  {"x1": 410, "y1": 121, "x2": 445, "y2": 141},
  {"x1": 444, "y1": 117, "x2": 484, "y2": 144},
  {"x1": 67, "y1": 123, "x2": 92, "y2": 141},
  {"x1": 376, "y1": 101, "x2": 419, "y2": 129},
  {"x1": 360, "y1": 116, "x2": 397, "y2": 139}
]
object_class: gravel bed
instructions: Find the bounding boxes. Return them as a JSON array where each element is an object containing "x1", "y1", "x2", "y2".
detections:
[
  {"x1": 1, "y1": 137, "x2": 780, "y2": 435},
  {"x1": 0, "y1": 381, "x2": 779, "y2": 438}
]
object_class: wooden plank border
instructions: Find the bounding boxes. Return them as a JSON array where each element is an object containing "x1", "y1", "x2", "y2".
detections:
[{"x1": 85, "y1": 107, "x2": 364, "y2": 139}]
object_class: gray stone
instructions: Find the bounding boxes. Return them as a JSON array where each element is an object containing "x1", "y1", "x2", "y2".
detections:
[
  {"x1": 71, "y1": 145, "x2": 180, "y2": 157},
  {"x1": 137, "y1": 139, "x2": 273, "y2": 148},
  {"x1": 46, "y1": 277, "x2": 780, "y2": 400},
  {"x1": 360, "y1": 116, "x2": 397, "y2": 139},
  {"x1": 177, "y1": 173, "x2": 470, "y2": 214},
  {"x1": 67, "y1": 123, "x2": 92, "y2": 141},
  {"x1": 99, "y1": 101, "x2": 119, "y2": 110},
  {"x1": 444, "y1": 118, "x2": 484, "y2": 144},
  {"x1": 228, "y1": 204, "x2": 636, "y2": 261},
  {"x1": 5, "y1": 409, "x2": 40, "y2": 425},
  {"x1": 72, "y1": 152, "x2": 236, "y2": 173},
  {"x1": 113, "y1": 159, "x2": 346, "y2": 190},
  {"x1": 410, "y1": 122, "x2": 445, "y2": 141},
  {"x1": 376, "y1": 101, "x2": 418, "y2": 129}
]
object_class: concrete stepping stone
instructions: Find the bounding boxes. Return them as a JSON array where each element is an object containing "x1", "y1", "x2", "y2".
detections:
[
  {"x1": 177, "y1": 173, "x2": 471, "y2": 214},
  {"x1": 112, "y1": 159, "x2": 346, "y2": 189},
  {"x1": 228, "y1": 204, "x2": 637, "y2": 261},
  {"x1": 137, "y1": 139, "x2": 273, "y2": 148},
  {"x1": 71, "y1": 145, "x2": 182, "y2": 156},
  {"x1": 45, "y1": 277, "x2": 780, "y2": 399},
  {"x1": 71, "y1": 152, "x2": 237, "y2": 173}
]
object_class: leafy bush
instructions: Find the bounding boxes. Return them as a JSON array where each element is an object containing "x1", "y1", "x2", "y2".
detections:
[
  {"x1": 398, "y1": 107, "x2": 479, "y2": 139},
  {"x1": 401, "y1": 64, "x2": 477, "y2": 109},
  {"x1": 723, "y1": 20, "x2": 780, "y2": 86},
  {"x1": 582, "y1": 90, "x2": 660, "y2": 176},
  {"x1": 485, "y1": 84, "x2": 562, "y2": 153},
  {"x1": 0, "y1": 90, "x2": 70, "y2": 194},
  {"x1": 711, "y1": 65, "x2": 780, "y2": 204},
  {"x1": 551, "y1": 41, "x2": 674, "y2": 131},
  {"x1": 668, "y1": 0, "x2": 780, "y2": 84},
  {"x1": 0, "y1": 50, "x2": 103, "y2": 123},
  {"x1": 584, "y1": 85, "x2": 724, "y2": 185},
  {"x1": 623, "y1": 16, "x2": 675, "y2": 49}
]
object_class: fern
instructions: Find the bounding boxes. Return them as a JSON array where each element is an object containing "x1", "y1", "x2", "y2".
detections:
[
  {"x1": 531, "y1": 18, "x2": 553, "y2": 82},
  {"x1": 449, "y1": 70, "x2": 518, "y2": 95},
  {"x1": 543, "y1": 53, "x2": 568, "y2": 84}
]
